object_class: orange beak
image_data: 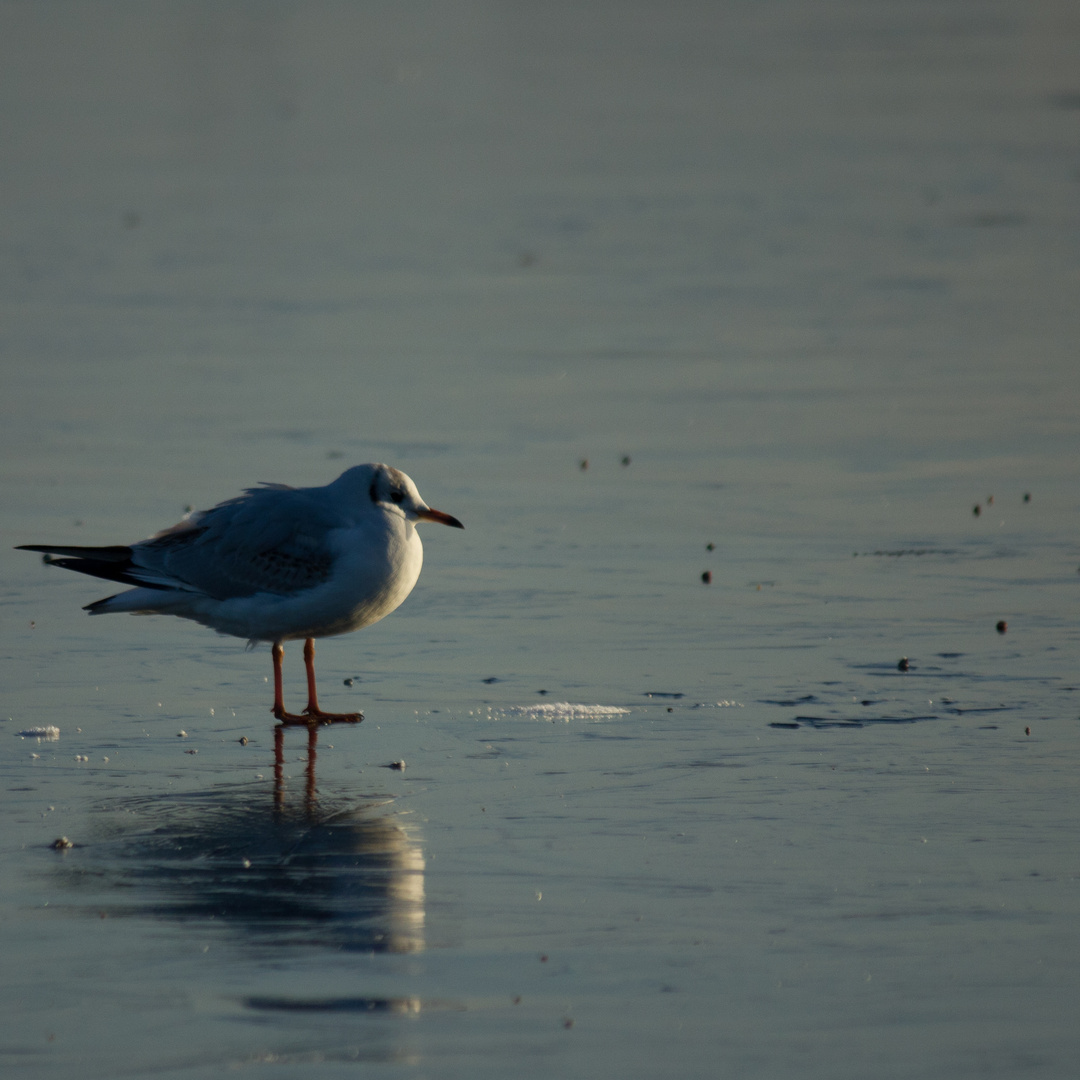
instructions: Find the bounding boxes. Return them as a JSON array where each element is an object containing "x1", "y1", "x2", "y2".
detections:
[{"x1": 416, "y1": 507, "x2": 464, "y2": 529}]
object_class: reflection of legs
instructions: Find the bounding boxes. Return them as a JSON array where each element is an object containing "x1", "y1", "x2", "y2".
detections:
[
  {"x1": 273, "y1": 721, "x2": 320, "y2": 811},
  {"x1": 306, "y1": 723, "x2": 318, "y2": 805},
  {"x1": 273, "y1": 724, "x2": 285, "y2": 810},
  {"x1": 271, "y1": 639, "x2": 363, "y2": 725}
]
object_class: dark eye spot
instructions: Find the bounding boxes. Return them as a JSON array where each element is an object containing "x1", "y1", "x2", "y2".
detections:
[{"x1": 390, "y1": 491, "x2": 404, "y2": 504}]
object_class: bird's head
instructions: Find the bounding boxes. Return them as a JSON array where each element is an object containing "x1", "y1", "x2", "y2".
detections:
[{"x1": 347, "y1": 463, "x2": 464, "y2": 529}]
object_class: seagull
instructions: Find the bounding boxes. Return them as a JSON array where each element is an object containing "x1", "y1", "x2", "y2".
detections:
[{"x1": 17, "y1": 464, "x2": 463, "y2": 725}]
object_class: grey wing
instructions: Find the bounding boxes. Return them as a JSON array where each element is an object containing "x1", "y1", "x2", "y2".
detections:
[{"x1": 131, "y1": 487, "x2": 346, "y2": 599}]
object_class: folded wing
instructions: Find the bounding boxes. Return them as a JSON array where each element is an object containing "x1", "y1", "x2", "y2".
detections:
[{"x1": 19, "y1": 484, "x2": 349, "y2": 602}]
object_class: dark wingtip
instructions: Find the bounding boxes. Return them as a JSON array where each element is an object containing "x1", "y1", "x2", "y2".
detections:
[
  {"x1": 83, "y1": 595, "x2": 117, "y2": 613},
  {"x1": 17, "y1": 546, "x2": 61, "y2": 565},
  {"x1": 16, "y1": 544, "x2": 133, "y2": 561}
]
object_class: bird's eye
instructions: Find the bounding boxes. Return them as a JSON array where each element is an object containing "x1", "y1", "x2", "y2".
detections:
[{"x1": 390, "y1": 491, "x2": 404, "y2": 504}]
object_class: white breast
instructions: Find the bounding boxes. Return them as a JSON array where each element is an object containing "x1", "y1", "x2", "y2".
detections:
[{"x1": 177, "y1": 518, "x2": 425, "y2": 643}]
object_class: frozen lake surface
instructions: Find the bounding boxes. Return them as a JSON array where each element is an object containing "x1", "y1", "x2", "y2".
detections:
[{"x1": 2, "y1": 1, "x2": 1079, "y2": 1076}]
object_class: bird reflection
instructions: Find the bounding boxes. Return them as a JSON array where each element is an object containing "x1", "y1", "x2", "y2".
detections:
[
  {"x1": 273, "y1": 717, "x2": 355, "y2": 812},
  {"x1": 59, "y1": 737, "x2": 426, "y2": 956}
]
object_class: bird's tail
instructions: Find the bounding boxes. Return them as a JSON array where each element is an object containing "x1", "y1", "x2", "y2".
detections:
[
  {"x1": 15, "y1": 543, "x2": 165, "y2": 591},
  {"x1": 82, "y1": 589, "x2": 174, "y2": 616}
]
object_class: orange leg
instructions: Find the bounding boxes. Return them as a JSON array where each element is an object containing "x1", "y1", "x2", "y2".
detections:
[
  {"x1": 272, "y1": 641, "x2": 307, "y2": 723},
  {"x1": 270, "y1": 639, "x2": 363, "y2": 725}
]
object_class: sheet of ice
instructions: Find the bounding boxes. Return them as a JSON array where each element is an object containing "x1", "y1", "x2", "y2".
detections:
[
  {"x1": 2, "y1": 2, "x2": 1079, "y2": 1078},
  {"x1": 501, "y1": 703, "x2": 631, "y2": 721},
  {"x1": 16, "y1": 726, "x2": 60, "y2": 740}
]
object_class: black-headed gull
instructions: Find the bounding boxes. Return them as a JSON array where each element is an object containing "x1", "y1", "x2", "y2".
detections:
[{"x1": 18, "y1": 464, "x2": 464, "y2": 724}]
